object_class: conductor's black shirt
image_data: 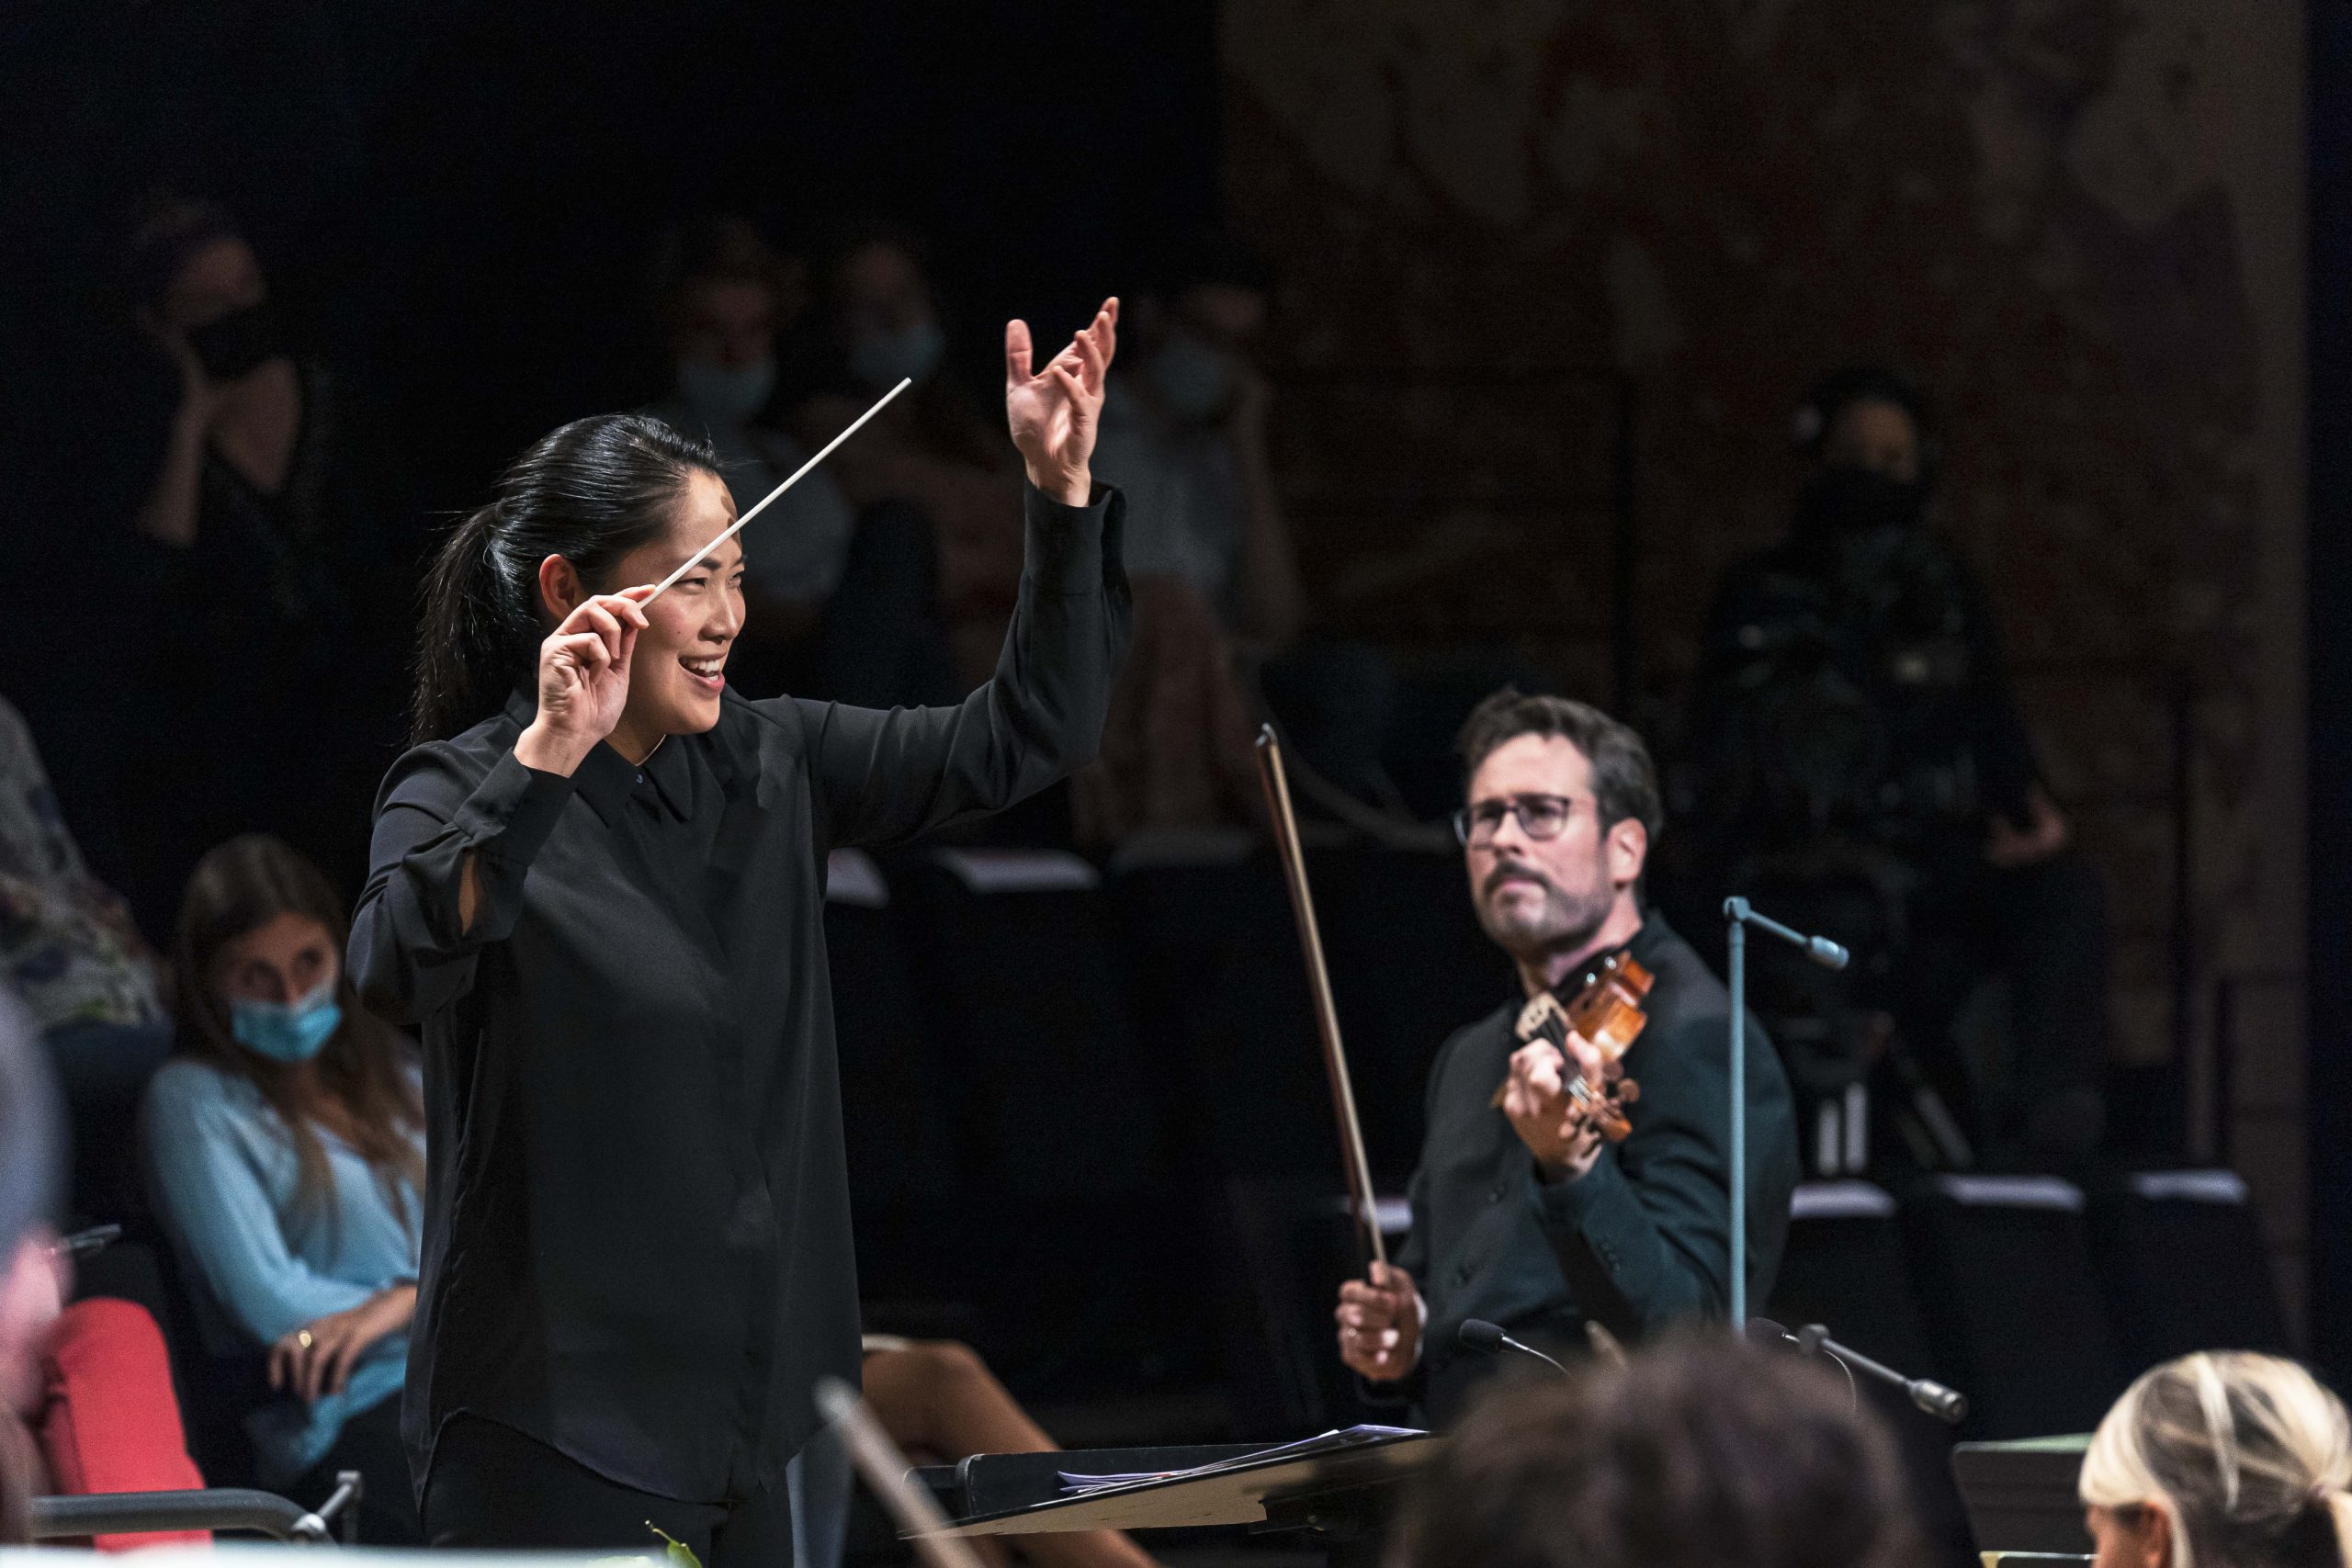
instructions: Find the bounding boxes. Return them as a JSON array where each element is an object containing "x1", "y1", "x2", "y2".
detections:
[{"x1": 348, "y1": 481, "x2": 1129, "y2": 1504}]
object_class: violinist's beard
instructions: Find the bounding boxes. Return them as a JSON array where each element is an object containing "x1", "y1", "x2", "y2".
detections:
[{"x1": 1476, "y1": 858, "x2": 1612, "y2": 963}]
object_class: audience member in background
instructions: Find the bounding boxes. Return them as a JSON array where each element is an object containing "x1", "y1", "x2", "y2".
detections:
[
  {"x1": 1076, "y1": 235, "x2": 1304, "y2": 844},
  {"x1": 1683, "y1": 365, "x2": 2108, "y2": 1171},
  {"x1": 1337, "y1": 694, "x2": 1797, "y2": 1427},
  {"x1": 120, "y1": 197, "x2": 406, "y2": 917},
  {"x1": 0, "y1": 992, "x2": 64, "y2": 1542},
  {"x1": 1091, "y1": 234, "x2": 1302, "y2": 656},
  {"x1": 0, "y1": 696, "x2": 169, "y2": 1223},
  {"x1": 1390, "y1": 1333, "x2": 1914, "y2": 1568},
  {"x1": 142, "y1": 837, "x2": 424, "y2": 1543},
  {"x1": 2080, "y1": 1351, "x2": 2352, "y2": 1568},
  {"x1": 0, "y1": 992, "x2": 209, "y2": 1552},
  {"x1": 797, "y1": 223, "x2": 1029, "y2": 691},
  {"x1": 645, "y1": 217, "x2": 954, "y2": 707}
]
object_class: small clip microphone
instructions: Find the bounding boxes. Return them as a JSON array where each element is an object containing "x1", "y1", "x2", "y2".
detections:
[
  {"x1": 1747, "y1": 1317, "x2": 1967, "y2": 1424},
  {"x1": 1459, "y1": 1318, "x2": 1570, "y2": 1378}
]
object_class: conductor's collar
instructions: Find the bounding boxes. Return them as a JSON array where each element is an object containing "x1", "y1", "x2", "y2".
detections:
[{"x1": 501, "y1": 689, "x2": 694, "y2": 826}]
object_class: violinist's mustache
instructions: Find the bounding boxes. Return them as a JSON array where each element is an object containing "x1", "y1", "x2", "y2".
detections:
[{"x1": 1484, "y1": 860, "x2": 1554, "y2": 898}]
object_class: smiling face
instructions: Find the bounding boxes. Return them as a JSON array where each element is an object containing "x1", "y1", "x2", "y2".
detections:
[
  {"x1": 213, "y1": 910, "x2": 339, "y2": 1010},
  {"x1": 607, "y1": 468, "x2": 745, "y2": 744},
  {"x1": 1463, "y1": 734, "x2": 1646, "y2": 969}
]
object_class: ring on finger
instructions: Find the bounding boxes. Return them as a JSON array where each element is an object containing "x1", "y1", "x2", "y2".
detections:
[{"x1": 297, "y1": 1329, "x2": 314, "y2": 1350}]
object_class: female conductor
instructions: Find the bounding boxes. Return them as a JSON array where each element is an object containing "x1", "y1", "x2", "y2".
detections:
[{"x1": 349, "y1": 303, "x2": 1125, "y2": 1560}]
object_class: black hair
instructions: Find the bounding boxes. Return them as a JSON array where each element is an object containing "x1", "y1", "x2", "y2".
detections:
[
  {"x1": 1794, "y1": 364, "x2": 1930, "y2": 456},
  {"x1": 1456, "y1": 689, "x2": 1664, "y2": 842},
  {"x1": 411, "y1": 413, "x2": 718, "y2": 744}
]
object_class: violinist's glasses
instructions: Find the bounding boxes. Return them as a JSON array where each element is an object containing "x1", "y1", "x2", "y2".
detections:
[{"x1": 1452, "y1": 794, "x2": 1589, "y2": 847}]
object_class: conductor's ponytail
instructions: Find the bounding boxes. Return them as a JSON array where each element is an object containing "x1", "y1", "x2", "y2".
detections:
[{"x1": 410, "y1": 413, "x2": 718, "y2": 744}]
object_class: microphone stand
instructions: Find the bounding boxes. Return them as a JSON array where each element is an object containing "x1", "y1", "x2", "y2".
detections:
[{"x1": 1722, "y1": 897, "x2": 1848, "y2": 1325}]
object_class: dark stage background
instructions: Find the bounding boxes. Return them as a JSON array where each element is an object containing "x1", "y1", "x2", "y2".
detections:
[{"x1": 0, "y1": 0, "x2": 2335, "y2": 1441}]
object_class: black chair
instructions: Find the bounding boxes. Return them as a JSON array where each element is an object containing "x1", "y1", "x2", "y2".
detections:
[
  {"x1": 825, "y1": 852, "x2": 956, "y2": 1213},
  {"x1": 1106, "y1": 855, "x2": 1332, "y2": 1186},
  {"x1": 1309, "y1": 844, "x2": 1513, "y2": 1182},
  {"x1": 1901, "y1": 1175, "x2": 2126, "y2": 1440},
  {"x1": 2086, "y1": 1168, "x2": 2292, "y2": 1372},
  {"x1": 1219, "y1": 1177, "x2": 1405, "y2": 1438},
  {"x1": 1769, "y1": 1180, "x2": 1974, "y2": 1568},
  {"x1": 888, "y1": 848, "x2": 1184, "y2": 1398}
]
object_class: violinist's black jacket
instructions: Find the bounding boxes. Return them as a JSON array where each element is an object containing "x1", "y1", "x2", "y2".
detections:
[
  {"x1": 1385, "y1": 911, "x2": 1800, "y2": 1427},
  {"x1": 349, "y1": 482, "x2": 1129, "y2": 1505}
]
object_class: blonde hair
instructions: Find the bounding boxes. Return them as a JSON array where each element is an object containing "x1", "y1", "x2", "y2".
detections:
[{"x1": 2081, "y1": 1352, "x2": 2352, "y2": 1568}]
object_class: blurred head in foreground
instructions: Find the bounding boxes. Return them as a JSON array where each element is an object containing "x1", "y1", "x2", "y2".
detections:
[
  {"x1": 1388, "y1": 1333, "x2": 1914, "y2": 1568},
  {"x1": 2080, "y1": 1351, "x2": 2352, "y2": 1568}
]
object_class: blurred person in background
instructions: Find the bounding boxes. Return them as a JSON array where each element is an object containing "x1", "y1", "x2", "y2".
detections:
[
  {"x1": 0, "y1": 695, "x2": 169, "y2": 1224},
  {"x1": 1682, "y1": 365, "x2": 2109, "y2": 1171},
  {"x1": 645, "y1": 217, "x2": 954, "y2": 708},
  {"x1": 0, "y1": 922, "x2": 208, "y2": 1552},
  {"x1": 1388, "y1": 1332, "x2": 1915, "y2": 1568},
  {"x1": 797, "y1": 222, "x2": 1030, "y2": 693},
  {"x1": 2080, "y1": 1351, "x2": 2352, "y2": 1568},
  {"x1": 1077, "y1": 232, "x2": 1305, "y2": 845},
  {"x1": 0, "y1": 992, "x2": 65, "y2": 1542},
  {"x1": 143, "y1": 836, "x2": 424, "y2": 1543},
  {"x1": 119, "y1": 197, "x2": 409, "y2": 919}
]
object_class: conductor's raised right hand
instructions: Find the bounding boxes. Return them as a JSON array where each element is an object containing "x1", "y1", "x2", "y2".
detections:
[
  {"x1": 516, "y1": 588, "x2": 652, "y2": 775},
  {"x1": 1335, "y1": 1260, "x2": 1423, "y2": 1382}
]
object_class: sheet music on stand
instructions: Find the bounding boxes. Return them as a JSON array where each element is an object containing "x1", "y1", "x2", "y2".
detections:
[{"x1": 1057, "y1": 1427, "x2": 1424, "y2": 1495}]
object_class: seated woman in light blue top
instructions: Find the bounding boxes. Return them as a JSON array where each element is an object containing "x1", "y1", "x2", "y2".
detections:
[{"x1": 142, "y1": 835, "x2": 424, "y2": 1543}]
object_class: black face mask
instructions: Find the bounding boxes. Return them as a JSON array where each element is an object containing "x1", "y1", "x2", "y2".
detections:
[
  {"x1": 187, "y1": 301, "x2": 287, "y2": 381},
  {"x1": 1794, "y1": 465, "x2": 1928, "y2": 535}
]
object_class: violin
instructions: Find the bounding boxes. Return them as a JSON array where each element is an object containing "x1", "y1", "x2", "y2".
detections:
[{"x1": 1488, "y1": 953, "x2": 1653, "y2": 1142}]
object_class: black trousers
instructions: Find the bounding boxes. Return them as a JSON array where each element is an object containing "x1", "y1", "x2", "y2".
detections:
[{"x1": 422, "y1": 1415, "x2": 793, "y2": 1567}]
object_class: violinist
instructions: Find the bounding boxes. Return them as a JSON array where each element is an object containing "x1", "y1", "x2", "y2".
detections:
[{"x1": 1333, "y1": 693, "x2": 1800, "y2": 1425}]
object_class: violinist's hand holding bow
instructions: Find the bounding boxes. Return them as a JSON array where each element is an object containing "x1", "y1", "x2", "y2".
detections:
[
  {"x1": 1005, "y1": 298, "x2": 1117, "y2": 507},
  {"x1": 1503, "y1": 1029, "x2": 1611, "y2": 1181},
  {"x1": 1335, "y1": 1261, "x2": 1422, "y2": 1382}
]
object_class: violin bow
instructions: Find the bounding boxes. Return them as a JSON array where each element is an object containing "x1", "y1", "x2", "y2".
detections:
[{"x1": 1253, "y1": 723, "x2": 1386, "y2": 1269}]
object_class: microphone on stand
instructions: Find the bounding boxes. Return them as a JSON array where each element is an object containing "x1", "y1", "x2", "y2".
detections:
[
  {"x1": 1459, "y1": 1318, "x2": 1570, "y2": 1378},
  {"x1": 1721, "y1": 897, "x2": 1851, "y2": 1325},
  {"x1": 1744, "y1": 1316, "x2": 1969, "y2": 1424}
]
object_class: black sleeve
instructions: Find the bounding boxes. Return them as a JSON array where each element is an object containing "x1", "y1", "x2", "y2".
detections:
[
  {"x1": 1532, "y1": 1011, "x2": 1799, "y2": 1341},
  {"x1": 782, "y1": 480, "x2": 1131, "y2": 850},
  {"x1": 347, "y1": 742, "x2": 577, "y2": 1025},
  {"x1": 1951, "y1": 558, "x2": 2041, "y2": 823}
]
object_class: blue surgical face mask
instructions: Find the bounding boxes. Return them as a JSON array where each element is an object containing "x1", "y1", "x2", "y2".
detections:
[
  {"x1": 676, "y1": 355, "x2": 776, "y2": 425},
  {"x1": 231, "y1": 976, "x2": 343, "y2": 1064},
  {"x1": 1147, "y1": 331, "x2": 1234, "y2": 423},
  {"x1": 846, "y1": 318, "x2": 945, "y2": 391}
]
